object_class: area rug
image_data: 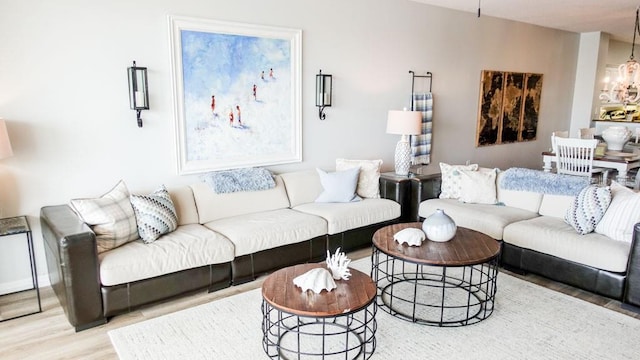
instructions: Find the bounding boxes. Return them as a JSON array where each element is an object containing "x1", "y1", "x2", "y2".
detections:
[{"x1": 109, "y1": 258, "x2": 640, "y2": 359}]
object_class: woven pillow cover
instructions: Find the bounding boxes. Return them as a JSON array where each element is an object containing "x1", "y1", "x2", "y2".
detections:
[
  {"x1": 70, "y1": 180, "x2": 139, "y2": 253},
  {"x1": 564, "y1": 185, "x2": 611, "y2": 235},
  {"x1": 130, "y1": 185, "x2": 178, "y2": 243},
  {"x1": 335, "y1": 158, "x2": 383, "y2": 199}
]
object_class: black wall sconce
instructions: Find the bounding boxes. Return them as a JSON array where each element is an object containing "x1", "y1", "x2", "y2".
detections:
[
  {"x1": 128, "y1": 60, "x2": 149, "y2": 127},
  {"x1": 315, "y1": 69, "x2": 332, "y2": 120}
]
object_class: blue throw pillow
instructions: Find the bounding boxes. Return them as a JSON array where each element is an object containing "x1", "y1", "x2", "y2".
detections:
[{"x1": 315, "y1": 167, "x2": 362, "y2": 203}]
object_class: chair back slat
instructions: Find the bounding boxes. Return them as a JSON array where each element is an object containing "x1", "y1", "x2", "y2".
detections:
[{"x1": 553, "y1": 137, "x2": 598, "y2": 177}]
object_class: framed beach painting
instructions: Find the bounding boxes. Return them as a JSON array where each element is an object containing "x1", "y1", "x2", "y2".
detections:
[{"x1": 168, "y1": 16, "x2": 302, "y2": 174}]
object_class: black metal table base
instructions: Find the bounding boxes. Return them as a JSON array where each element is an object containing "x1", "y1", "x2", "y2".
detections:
[
  {"x1": 262, "y1": 300, "x2": 377, "y2": 359},
  {"x1": 372, "y1": 248, "x2": 498, "y2": 327}
]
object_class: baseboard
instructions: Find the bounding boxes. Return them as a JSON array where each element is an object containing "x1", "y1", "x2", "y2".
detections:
[{"x1": 0, "y1": 275, "x2": 50, "y2": 296}]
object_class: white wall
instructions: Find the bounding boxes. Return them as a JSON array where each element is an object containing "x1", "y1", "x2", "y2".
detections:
[{"x1": 0, "y1": 0, "x2": 579, "y2": 288}]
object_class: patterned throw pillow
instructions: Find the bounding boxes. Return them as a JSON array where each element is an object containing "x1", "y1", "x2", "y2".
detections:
[
  {"x1": 439, "y1": 162, "x2": 479, "y2": 199},
  {"x1": 595, "y1": 181, "x2": 640, "y2": 242},
  {"x1": 70, "y1": 180, "x2": 139, "y2": 253},
  {"x1": 130, "y1": 185, "x2": 178, "y2": 243},
  {"x1": 565, "y1": 185, "x2": 612, "y2": 235},
  {"x1": 335, "y1": 158, "x2": 383, "y2": 199}
]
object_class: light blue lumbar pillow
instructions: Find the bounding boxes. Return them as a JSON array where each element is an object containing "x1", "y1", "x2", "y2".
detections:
[{"x1": 315, "y1": 167, "x2": 362, "y2": 203}]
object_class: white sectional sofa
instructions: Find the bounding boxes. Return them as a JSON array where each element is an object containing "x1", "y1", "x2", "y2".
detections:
[
  {"x1": 41, "y1": 168, "x2": 400, "y2": 331},
  {"x1": 418, "y1": 167, "x2": 640, "y2": 311}
]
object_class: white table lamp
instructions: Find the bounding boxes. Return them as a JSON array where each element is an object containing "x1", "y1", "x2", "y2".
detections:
[
  {"x1": 386, "y1": 110, "x2": 422, "y2": 176},
  {"x1": 0, "y1": 119, "x2": 13, "y2": 160}
]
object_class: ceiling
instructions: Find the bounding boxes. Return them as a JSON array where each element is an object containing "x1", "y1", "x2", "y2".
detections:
[{"x1": 410, "y1": 0, "x2": 639, "y2": 43}]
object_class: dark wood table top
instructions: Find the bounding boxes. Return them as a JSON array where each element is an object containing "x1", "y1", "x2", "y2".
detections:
[
  {"x1": 372, "y1": 222, "x2": 500, "y2": 266},
  {"x1": 261, "y1": 263, "x2": 376, "y2": 317}
]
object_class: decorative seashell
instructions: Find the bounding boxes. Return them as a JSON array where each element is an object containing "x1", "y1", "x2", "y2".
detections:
[
  {"x1": 326, "y1": 247, "x2": 352, "y2": 280},
  {"x1": 293, "y1": 268, "x2": 337, "y2": 293},
  {"x1": 393, "y1": 228, "x2": 426, "y2": 246}
]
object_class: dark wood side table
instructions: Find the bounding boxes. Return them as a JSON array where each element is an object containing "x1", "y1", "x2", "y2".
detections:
[
  {"x1": 379, "y1": 172, "x2": 441, "y2": 222},
  {"x1": 261, "y1": 263, "x2": 377, "y2": 359},
  {"x1": 372, "y1": 222, "x2": 500, "y2": 327},
  {"x1": 0, "y1": 216, "x2": 42, "y2": 322}
]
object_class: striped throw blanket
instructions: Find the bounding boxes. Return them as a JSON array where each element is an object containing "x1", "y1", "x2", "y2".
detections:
[{"x1": 411, "y1": 92, "x2": 432, "y2": 165}]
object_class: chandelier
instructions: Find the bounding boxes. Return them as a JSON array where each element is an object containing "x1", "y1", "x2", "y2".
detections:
[{"x1": 600, "y1": 7, "x2": 640, "y2": 105}]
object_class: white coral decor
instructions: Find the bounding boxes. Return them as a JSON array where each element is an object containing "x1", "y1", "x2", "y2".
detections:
[{"x1": 326, "y1": 247, "x2": 352, "y2": 280}]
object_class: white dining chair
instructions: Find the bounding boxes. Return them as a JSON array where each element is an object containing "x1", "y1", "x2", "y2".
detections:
[
  {"x1": 578, "y1": 128, "x2": 596, "y2": 139},
  {"x1": 551, "y1": 131, "x2": 569, "y2": 153},
  {"x1": 553, "y1": 137, "x2": 599, "y2": 179}
]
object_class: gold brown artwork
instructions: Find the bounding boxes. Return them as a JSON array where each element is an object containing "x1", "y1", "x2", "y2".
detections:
[{"x1": 476, "y1": 70, "x2": 543, "y2": 146}]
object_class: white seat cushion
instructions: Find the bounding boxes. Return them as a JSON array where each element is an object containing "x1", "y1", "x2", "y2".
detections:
[
  {"x1": 293, "y1": 198, "x2": 400, "y2": 235},
  {"x1": 503, "y1": 216, "x2": 631, "y2": 273},
  {"x1": 204, "y1": 209, "x2": 327, "y2": 257},
  {"x1": 99, "y1": 224, "x2": 235, "y2": 286},
  {"x1": 419, "y1": 199, "x2": 539, "y2": 240}
]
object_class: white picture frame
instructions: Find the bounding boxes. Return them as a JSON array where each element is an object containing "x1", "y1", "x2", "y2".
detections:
[{"x1": 168, "y1": 15, "x2": 302, "y2": 175}]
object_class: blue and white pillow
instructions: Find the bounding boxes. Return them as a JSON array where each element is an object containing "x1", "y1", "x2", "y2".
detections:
[
  {"x1": 565, "y1": 185, "x2": 611, "y2": 235},
  {"x1": 130, "y1": 185, "x2": 178, "y2": 243}
]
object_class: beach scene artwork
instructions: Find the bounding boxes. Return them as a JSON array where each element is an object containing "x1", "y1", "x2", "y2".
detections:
[{"x1": 171, "y1": 18, "x2": 301, "y2": 174}]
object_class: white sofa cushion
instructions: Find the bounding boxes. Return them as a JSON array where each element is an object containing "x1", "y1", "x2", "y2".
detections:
[
  {"x1": 503, "y1": 216, "x2": 631, "y2": 273},
  {"x1": 280, "y1": 170, "x2": 324, "y2": 208},
  {"x1": 538, "y1": 193, "x2": 576, "y2": 218},
  {"x1": 496, "y1": 172, "x2": 543, "y2": 213},
  {"x1": 190, "y1": 176, "x2": 290, "y2": 223},
  {"x1": 169, "y1": 186, "x2": 200, "y2": 226},
  {"x1": 294, "y1": 198, "x2": 400, "y2": 235},
  {"x1": 419, "y1": 198, "x2": 539, "y2": 240},
  {"x1": 98, "y1": 224, "x2": 235, "y2": 286},
  {"x1": 204, "y1": 209, "x2": 327, "y2": 257}
]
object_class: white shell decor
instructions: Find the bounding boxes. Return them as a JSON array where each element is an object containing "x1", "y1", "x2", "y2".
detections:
[
  {"x1": 393, "y1": 228, "x2": 426, "y2": 246},
  {"x1": 293, "y1": 268, "x2": 337, "y2": 293},
  {"x1": 326, "y1": 247, "x2": 352, "y2": 280}
]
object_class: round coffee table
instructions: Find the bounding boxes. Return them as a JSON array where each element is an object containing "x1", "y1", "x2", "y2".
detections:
[
  {"x1": 261, "y1": 263, "x2": 377, "y2": 359},
  {"x1": 372, "y1": 222, "x2": 500, "y2": 327}
]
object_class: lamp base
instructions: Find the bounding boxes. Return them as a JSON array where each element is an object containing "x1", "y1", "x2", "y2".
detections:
[{"x1": 394, "y1": 136, "x2": 411, "y2": 176}]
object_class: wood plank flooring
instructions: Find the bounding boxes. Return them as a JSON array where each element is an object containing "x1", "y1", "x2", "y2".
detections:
[{"x1": 1, "y1": 247, "x2": 638, "y2": 360}]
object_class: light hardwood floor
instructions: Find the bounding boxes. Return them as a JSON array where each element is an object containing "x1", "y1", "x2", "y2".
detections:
[{"x1": 1, "y1": 247, "x2": 639, "y2": 360}]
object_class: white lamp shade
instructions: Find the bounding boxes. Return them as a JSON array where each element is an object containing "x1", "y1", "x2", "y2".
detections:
[
  {"x1": 386, "y1": 110, "x2": 422, "y2": 135},
  {"x1": 0, "y1": 119, "x2": 14, "y2": 159}
]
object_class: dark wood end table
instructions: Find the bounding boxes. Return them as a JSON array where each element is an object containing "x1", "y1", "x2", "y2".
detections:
[
  {"x1": 372, "y1": 222, "x2": 500, "y2": 327},
  {"x1": 261, "y1": 263, "x2": 377, "y2": 359}
]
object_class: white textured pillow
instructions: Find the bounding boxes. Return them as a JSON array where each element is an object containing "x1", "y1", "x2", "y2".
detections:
[
  {"x1": 70, "y1": 180, "x2": 139, "y2": 253},
  {"x1": 335, "y1": 158, "x2": 383, "y2": 199},
  {"x1": 439, "y1": 162, "x2": 479, "y2": 199},
  {"x1": 315, "y1": 167, "x2": 362, "y2": 203},
  {"x1": 458, "y1": 168, "x2": 498, "y2": 204},
  {"x1": 595, "y1": 182, "x2": 640, "y2": 243}
]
